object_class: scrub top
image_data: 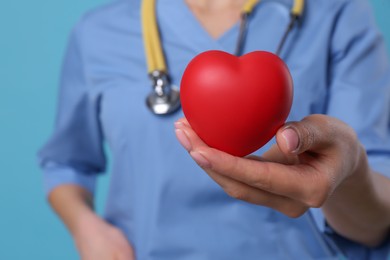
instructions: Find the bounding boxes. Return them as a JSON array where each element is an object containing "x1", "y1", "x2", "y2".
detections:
[{"x1": 39, "y1": 0, "x2": 390, "y2": 259}]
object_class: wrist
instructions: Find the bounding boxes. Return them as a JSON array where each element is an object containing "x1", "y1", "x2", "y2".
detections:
[
  {"x1": 323, "y1": 144, "x2": 372, "y2": 215},
  {"x1": 48, "y1": 185, "x2": 99, "y2": 239},
  {"x1": 70, "y1": 209, "x2": 102, "y2": 239},
  {"x1": 339, "y1": 144, "x2": 371, "y2": 190}
]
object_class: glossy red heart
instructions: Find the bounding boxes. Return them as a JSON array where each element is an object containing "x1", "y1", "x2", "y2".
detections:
[{"x1": 180, "y1": 50, "x2": 293, "y2": 157}]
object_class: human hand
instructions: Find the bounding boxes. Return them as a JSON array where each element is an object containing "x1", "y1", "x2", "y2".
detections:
[
  {"x1": 72, "y1": 213, "x2": 135, "y2": 260},
  {"x1": 174, "y1": 114, "x2": 366, "y2": 217}
]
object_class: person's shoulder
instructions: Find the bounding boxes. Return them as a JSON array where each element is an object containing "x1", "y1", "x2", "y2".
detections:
[
  {"x1": 304, "y1": 0, "x2": 374, "y2": 25},
  {"x1": 74, "y1": 0, "x2": 140, "y2": 35},
  {"x1": 307, "y1": 0, "x2": 372, "y2": 12}
]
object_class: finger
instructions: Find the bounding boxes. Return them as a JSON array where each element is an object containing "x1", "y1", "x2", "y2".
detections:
[
  {"x1": 198, "y1": 147, "x2": 333, "y2": 207},
  {"x1": 200, "y1": 147, "x2": 300, "y2": 193},
  {"x1": 276, "y1": 114, "x2": 343, "y2": 155},
  {"x1": 175, "y1": 128, "x2": 192, "y2": 151},
  {"x1": 175, "y1": 119, "x2": 295, "y2": 165},
  {"x1": 261, "y1": 144, "x2": 299, "y2": 165},
  {"x1": 175, "y1": 117, "x2": 190, "y2": 127},
  {"x1": 175, "y1": 121, "x2": 211, "y2": 152},
  {"x1": 245, "y1": 155, "x2": 265, "y2": 161},
  {"x1": 176, "y1": 116, "x2": 330, "y2": 206},
  {"x1": 173, "y1": 124, "x2": 307, "y2": 207},
  {"x1": 206, "y1": 167, "x2": 308, "y2": 217},
  {"x1": 176, "y1": 122, "x2": 305, "y2": 195},
  {"x1": 173, "y1": 124, "x2": 305, "y2": 214}
]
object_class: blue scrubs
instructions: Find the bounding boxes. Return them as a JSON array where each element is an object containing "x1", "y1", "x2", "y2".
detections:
[{"x1": 39, "y1": 0, "x2": 390, "y2": 259}]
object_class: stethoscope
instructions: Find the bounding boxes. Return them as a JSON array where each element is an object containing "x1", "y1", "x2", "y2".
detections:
[{"x1": 142, "y1": 0, "x2": 305, "y2": 115}]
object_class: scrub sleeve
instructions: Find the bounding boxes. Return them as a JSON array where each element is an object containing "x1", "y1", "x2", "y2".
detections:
[{"x1": 38, "y1": 22, "x2": 106, "y2": 196}]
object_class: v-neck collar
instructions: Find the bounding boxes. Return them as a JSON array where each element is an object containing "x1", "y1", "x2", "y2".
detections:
[
  {"x1": 157, "y1": 0, "x2": 293, "y2": 54},
  {"x1": 158, "y1": 0, "x2": 242, "y2": 54}
]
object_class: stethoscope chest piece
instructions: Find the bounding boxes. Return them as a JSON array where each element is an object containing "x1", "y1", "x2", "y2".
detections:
[{"x1": 146, "y1": 70, "x2": 181, "y2": 115}]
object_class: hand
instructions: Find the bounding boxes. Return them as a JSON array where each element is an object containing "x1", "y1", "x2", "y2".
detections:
[
  {"x1": 174, "y1": 114, "x2": 366, "y2": 218},
  {"x1": 73, "y1": 213, "x2": 135, "y2": 260}
]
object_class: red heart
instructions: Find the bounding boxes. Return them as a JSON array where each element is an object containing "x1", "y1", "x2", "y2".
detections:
[{"x1": 180, "y1": 50, "x2": 293, "y2": 157}]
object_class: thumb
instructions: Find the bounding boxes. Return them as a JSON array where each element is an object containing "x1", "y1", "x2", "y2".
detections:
[{"x1": 276, "y1": 114, "x2": 335, "y2": 155}]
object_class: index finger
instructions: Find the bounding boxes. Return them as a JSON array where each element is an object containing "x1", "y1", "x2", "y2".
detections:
[{"x1": 177, "y1": 122, "x2": 327, "y2": 204}]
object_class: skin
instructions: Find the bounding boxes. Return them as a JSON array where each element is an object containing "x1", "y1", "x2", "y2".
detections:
[
  {"x1": 185, "y1": 0, "x2": 246, "y2": 38},
  {"x1": 48, "y1": 185, "x2": 135, "y2": 260},
  {"x1": 175, "y1": 115, "x2": 390, "y2": 247}
]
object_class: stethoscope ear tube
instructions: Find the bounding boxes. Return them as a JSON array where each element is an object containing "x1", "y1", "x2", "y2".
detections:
[
  {"x1": 275, "y1": 0, "x2": 304, "y2": 55},
  {"x1": 292, "y1": 0, "x2": 305, "y2": 17},
  {"x1": 235, "y1": 0, "x2": 305, "y2": 57},
  {"x1": 235, "y1": 0, "x2": 259, "y2": 56},
  {"x1": 276, "y1": 14, "x2": 299, "y2": 56},
  {"x1": 142, "y1": 0, "x2": 166, "y2": 73}
]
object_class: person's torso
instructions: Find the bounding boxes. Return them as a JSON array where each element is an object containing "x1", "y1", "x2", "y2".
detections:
[{"x1": 80, "y1": 0, "x2": 346, "y2": 258}]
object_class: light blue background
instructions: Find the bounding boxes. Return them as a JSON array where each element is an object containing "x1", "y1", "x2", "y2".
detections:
[{"x1": 0, "y1": 1, "x2": 389, "y2": 259}]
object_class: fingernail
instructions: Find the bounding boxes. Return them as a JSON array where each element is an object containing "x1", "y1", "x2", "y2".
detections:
[
  {"x1": 190, "y1": 151, "x2": 211, "y2": 168},
  {"x1": 174, "y1": 121, "x2": 183, "y2": 129},
  {"x1": 175, "y1": 129, "x2": 192, "y2": 151},
  {"x1": 281, "y1": 128, "x2": 299, "y2": 153}
]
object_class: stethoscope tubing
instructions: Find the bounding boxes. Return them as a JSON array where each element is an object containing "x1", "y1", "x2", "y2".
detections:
[{"x1": 143, "y1": 0, "x2": 305, "y2": 115}]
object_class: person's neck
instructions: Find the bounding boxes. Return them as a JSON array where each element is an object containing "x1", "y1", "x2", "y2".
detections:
[
  {"x1": 185, "y1": 0, "x2": 247, "y2": 39},
  {"x1": 185, "y1": 0, "x2": 247, "y2": 12}
]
